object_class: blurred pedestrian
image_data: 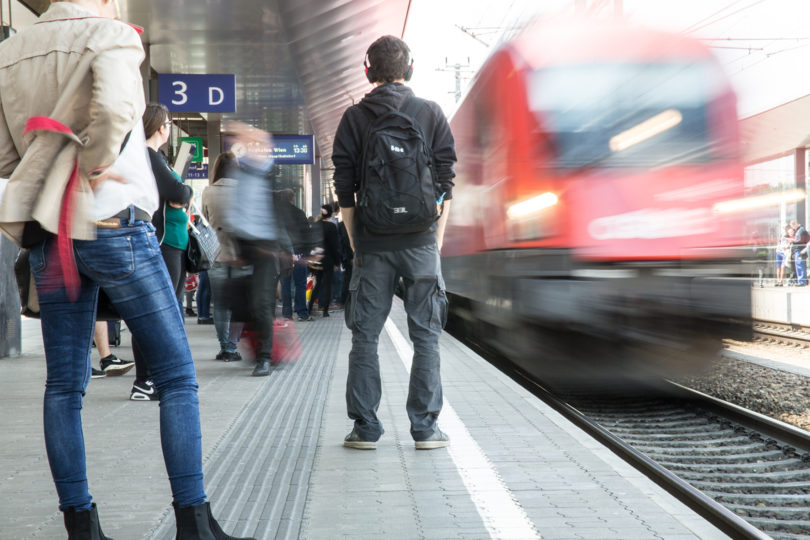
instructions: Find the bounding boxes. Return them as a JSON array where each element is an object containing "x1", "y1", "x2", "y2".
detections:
[
  {"x1": 221, "y1": 121, "x2": 282, "y2": 377},
  {"x1": 333, "y1": 35, "x2": 457, "y2": 450},
  {"x1": 202, "y1": 151, "x2": 245, "y2": 361},
  {"x1": 0, "y1": 2, "x2": 253, "y2": 537}
]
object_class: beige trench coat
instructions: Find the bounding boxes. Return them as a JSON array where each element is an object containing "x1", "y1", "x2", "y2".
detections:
[{"x1": 0, "y1": 2, "x2": 145, "y2": 245}]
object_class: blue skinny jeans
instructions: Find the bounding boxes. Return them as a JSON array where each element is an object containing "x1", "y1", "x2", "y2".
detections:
[{"x1": 29, "y1": 219, "x2": 206, "y2": 511}]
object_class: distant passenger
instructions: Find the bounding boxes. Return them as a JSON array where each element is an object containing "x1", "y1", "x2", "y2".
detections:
[
  {"x1": 277, "y1": 188, "x2": 316, "y2": 321},
  {"x1": 776, "y1": 224, "x2": 793, "y2": 286},
  {"x1": 307, "y1": 204, "x2": 341, "y2": 318},
  {"x1": 202, "y1": 151, "x2": 245, "y2": 361},
  {"x1": 790, "y1": 219, "x2": 808, "y2": 286},
  {"x1": 0, "y1": 1, "x2": 253, "y2": 538},
  {"x1": 332, "y1": 35, "x2": 457, "y2": 450}
]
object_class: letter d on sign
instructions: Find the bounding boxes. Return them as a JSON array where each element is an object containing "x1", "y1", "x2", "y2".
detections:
[{"x1": 209, "y1": 87, "x2": 224, "y2": 106}]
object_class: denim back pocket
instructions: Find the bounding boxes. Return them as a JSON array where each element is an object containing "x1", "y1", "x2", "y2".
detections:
[
  {"x1": 75, "y1": 231, "x2": 135, "y2": 282},
  {"x1": 27, "y1": 241, "x2": 48, "y2": 274}
]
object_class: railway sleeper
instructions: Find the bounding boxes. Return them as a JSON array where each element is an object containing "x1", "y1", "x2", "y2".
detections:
[
  {"x1": 675, "y1": 469, "x2": 810, "y2": 482},
  {"x1": 662, "y1": 459, "x2": 809, "y2": 474},
  {"x1": 689, "y1": 479, "x2": 810, "y2": 493},
  {"x1": 644, "y1": 450, "x2": 786, "y2": 463}
]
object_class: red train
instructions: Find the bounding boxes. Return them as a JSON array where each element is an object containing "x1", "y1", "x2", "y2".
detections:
[{"x1": 442, "y1": 17, "x2": 753, "y2": 384}]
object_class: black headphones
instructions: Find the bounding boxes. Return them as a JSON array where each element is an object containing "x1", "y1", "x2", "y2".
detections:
[{"x1": 364, "y1": 50, "x2": 414, "y2": 83}]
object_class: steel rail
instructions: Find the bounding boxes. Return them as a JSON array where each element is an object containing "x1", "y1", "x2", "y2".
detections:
[
  {"x1": 509, "y1": 369, "x2": 771, "y2": 540},
  {"x1": 664, "y1": 380, "x2": 810, "y2": 454}
]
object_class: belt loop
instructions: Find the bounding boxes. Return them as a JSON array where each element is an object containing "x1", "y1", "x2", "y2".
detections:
[{"x1": 128, "y1": 205, "x2": 135, "y2": 226}]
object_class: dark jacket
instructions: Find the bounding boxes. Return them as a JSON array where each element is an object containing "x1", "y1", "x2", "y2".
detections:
[
  {"x1": 277, "y1": 199, "x2": 315, "y2": 255},
  {"x1": 316, "y1": 219, "x2": 341, "y2": 268},
  {"x1": 793, "y1": 225, "x2": 809, "y2": 255},
  {"x1": 148, "y1": 147, "x2": 192, "y2": 242},
  {"x1": 332, "y1": 83, "x2": 456, "y2": 252}
]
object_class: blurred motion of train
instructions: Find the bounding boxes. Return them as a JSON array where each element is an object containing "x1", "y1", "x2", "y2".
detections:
[{"x1": 441, "y1": 17, "x2": 753, "y2": 385}]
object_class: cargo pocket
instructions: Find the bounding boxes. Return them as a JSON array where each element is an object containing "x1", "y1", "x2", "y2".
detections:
[
  {"x1": 430, "y1": 276, "x2": 449, "y2": 331},
  {"x1": 345, "y1": 259, "x2": 363, "y2": 331}
]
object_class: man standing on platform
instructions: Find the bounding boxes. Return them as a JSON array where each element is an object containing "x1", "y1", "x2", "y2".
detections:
[
  {"x1": 332, "y1": 35, "x2": 457, "y2": 450},
  {"x1": 791, "y1": 219, "x2": 808, "y2": 286}
]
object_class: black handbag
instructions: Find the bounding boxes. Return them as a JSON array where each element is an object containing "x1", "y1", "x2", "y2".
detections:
[
  {"x1": 186, "y1": 216, "x2": 220, "y2": 273},
  {"x1": 14, "y1": 248, "x2": 121, "y2": 320},
  {"x1": 14, "y1": 249, "x2": 39, "y2": 318}
]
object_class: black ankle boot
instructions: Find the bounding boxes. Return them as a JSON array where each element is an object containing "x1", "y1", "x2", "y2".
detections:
[
  {"x1": 173, "y1": 502, "x2": 255, "y2": 540},
  {"x1": 63, "y1": 503, "x2": 112, "y2": 540}
]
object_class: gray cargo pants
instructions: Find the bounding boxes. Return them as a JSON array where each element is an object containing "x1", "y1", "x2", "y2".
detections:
[{"x1": 345, "y1": 244, "x2": 448, "y2": 442}]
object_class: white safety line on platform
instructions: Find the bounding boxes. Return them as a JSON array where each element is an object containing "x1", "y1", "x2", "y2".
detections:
[{"x1": 384, "y1": 318, "x2": 540, "y2": 540}]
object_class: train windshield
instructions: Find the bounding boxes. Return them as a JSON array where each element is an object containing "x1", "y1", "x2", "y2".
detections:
[{"x1": 528, "y1": 62, "x2": 723, "y2": 169}]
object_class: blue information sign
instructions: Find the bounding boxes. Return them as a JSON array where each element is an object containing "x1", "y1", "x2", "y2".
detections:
[
  {"x1": 186, "y1": 164, "x2": 209, "y2": 180},
  {"x1": 158, "y1": 74, "x2": 236, "y2": 113},
  {"x1": 271, "y1": 135, "x2": 314, "y2": 165}
]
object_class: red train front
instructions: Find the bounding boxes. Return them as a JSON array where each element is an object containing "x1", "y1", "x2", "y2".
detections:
[{"x1": 442, "y1": 17, "x2": 753, "y2": 384}]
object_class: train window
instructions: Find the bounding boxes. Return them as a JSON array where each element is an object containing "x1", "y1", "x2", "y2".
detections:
[{"x1": 528, "y1": 62, "x2": 724, "y2": 170}]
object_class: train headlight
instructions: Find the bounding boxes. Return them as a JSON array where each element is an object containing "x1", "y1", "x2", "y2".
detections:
[
  {"x1": 713, "y1": 188, "x2": 805, "y2": 214},
  {"x1": 506, "y1": 192, "x2": 559, "y2": 220}
]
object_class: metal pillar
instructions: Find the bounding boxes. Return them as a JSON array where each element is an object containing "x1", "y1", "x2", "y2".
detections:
[
  {"x1": 796, "y1": 147, "x2": 806, "y2": 226},
  {"x1": 141, "y1": 41, "x2": 151, "y2": 101},
  {"x1": 0, "y1": 235, "x2": 21, "y2": 358},
  {"x1": 207, "y1": 115, "x2": 221, "y2": 179},
  {"x1": 311, "y1": 140, "x2": 321, "y2": 217}
]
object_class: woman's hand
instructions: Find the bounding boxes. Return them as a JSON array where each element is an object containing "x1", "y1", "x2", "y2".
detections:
[{"x1": 88, "y1": 170, "x2": 127, "y2": 191}]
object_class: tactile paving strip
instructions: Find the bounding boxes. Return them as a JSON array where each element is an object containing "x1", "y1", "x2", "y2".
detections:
[{"x1": 149, "y1": 316, "x2": 342, "y2": 539}]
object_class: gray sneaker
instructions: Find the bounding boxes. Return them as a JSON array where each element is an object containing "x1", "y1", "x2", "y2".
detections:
[
  {"x1": 415, "y1": 429, "x2": 450, "y2": 450},
  {"x1": 343, "y1": 429, "x2": 377, "y2": 450}
]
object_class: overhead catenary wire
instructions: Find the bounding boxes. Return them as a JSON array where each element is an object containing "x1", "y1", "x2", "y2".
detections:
[{"x1": 682, "y1": 0, "x2": 766, "y2": 35}]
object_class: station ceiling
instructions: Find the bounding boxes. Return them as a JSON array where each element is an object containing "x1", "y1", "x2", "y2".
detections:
[{"x1": 18, "y1": 0, "x2": 411, "y2": 168}]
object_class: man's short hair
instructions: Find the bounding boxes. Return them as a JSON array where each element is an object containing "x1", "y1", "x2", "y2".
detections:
[
  {"x1": 366, "y1": 35, "x2": 411, "y2": 83},
  {"x1": 280, "y1": 188, "x2": 295, "y2": 204}
]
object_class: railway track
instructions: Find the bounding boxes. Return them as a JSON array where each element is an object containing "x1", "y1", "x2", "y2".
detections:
[
  {"x1": 448, "y1": 316, "x2": 810, "y2": 537},
  {"x1": 521, "y1": 377, "x2": 810, "y2": 540},
  {"x1": 752, "y1": 321, "x2": 810, "y2": 349}
]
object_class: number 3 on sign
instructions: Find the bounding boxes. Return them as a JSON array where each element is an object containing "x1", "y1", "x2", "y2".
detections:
[{"x1": 171, "y1": 81, "x2": 188, "y2": 105}]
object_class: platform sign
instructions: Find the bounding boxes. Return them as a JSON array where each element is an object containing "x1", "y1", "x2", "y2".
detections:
[
  {"x1": 186, "y1": 164, "x2": 209, "y2": 180},
  {"x1": 271, "y1": 135, "x2": 314, "y2": 165},
  {"x1": 158, "y1": 74, "x2": 236, "y2": 113}
]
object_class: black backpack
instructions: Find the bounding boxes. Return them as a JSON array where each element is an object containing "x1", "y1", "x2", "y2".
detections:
[{"x1": 357, "y1": 97, "x2": 439, "y2": 235}]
